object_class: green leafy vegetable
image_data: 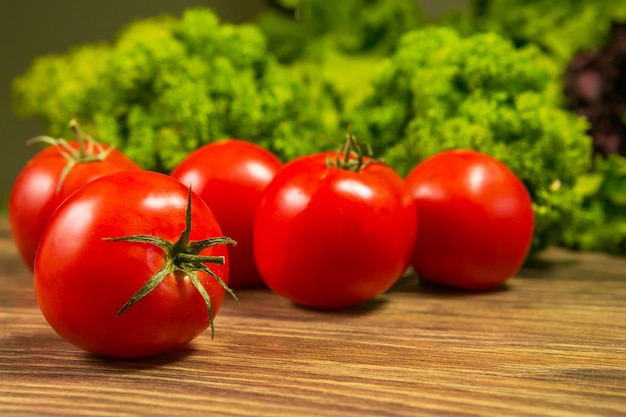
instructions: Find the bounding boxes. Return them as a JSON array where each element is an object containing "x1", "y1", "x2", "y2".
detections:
[
  {"x1": 12, "y1": 3, "x2": 625, "y2": 256},
  {"x1": 348, "y1": 26, "x2": 593, "y2": 253},
  {"x1": 257, "y1": 0, "x2": 425, "y2": 112},
  {"x1": 445, "y1": 0, "x2": 626, "y2": 66},
  {"x1": 12, "y1": 8, "x2": 335, "y2": 171},
  {"x1": 258, "y1": 0, "x2": 425, "y2": 62},
  {"x1": 446, "y1": 0, "x2": 626, "y2": 255},
  {"x1": 563, "y1": 154, "x2": 626, "y2": 254}
]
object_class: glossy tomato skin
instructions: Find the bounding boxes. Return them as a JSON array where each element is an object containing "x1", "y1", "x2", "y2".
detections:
[
  {"x1": 253, "y1": 152, "x2": 417, "y2": 309},
  {"x1": 405, "y1": 150, "x2": 534, "y2": 291},
  {"x1": 34, "y1": 171, "x2": 228, "y2": 358},
  {"x1": 9, "y1": 142, "x2": 141, "y2": 271},
  {"x1": 170, "y1": 139, "x2": 282, "y2": 288}
]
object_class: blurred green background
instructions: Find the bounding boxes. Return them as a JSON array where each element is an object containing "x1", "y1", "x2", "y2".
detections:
[{"x1": 0, "y1": 0, "x2": 467, "y2": 207}]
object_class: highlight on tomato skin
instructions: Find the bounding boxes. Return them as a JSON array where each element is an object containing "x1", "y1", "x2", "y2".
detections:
[
  {"x1": 33, "y1": 171, "x2": 235, "y2": 358},
  {"x1": 170, "y1": 138, "x2": 283, "y2": 289},
  {"x1": 252, "y1": 135, "x2": 418, "y2": 310},
  {"x1": 405, "y1": 149, "x2": 535, "y2": 291}
]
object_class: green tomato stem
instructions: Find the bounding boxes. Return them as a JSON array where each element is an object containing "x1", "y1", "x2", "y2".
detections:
[
  {"x1": 103, "y1": 187, "x2": 237, "y2": 339},
  {"x1": 328, "y1": 131, "x2": 374, "y2": 173},
  {"x1": 26, "y1": 119, "x2": 117, "y2": 193}
]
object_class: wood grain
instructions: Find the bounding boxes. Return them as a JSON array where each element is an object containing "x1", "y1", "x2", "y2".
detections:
[{"x1": 0, "y1": 216, "x2": 625, "y2": 417}]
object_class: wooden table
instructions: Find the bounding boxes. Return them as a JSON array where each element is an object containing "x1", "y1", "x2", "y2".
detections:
[{"x1": 1, "y1": 216, "x2": 625, "y2": 417}]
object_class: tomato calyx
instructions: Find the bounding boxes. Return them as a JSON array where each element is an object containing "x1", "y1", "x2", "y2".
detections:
[
  {"x1": 28, "y1": 119, "x2": 117, "y2": 193},
  {"x1": 327, "y1": 132, "x2": 374, "y2": 173},
  {"x1": 103, "y1": 188, "x2": 237, "y2": 338}
]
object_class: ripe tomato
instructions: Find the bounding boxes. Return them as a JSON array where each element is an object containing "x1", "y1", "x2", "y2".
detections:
[
  {"x1": 9, "y1": 123, "x2": 141, "y2": 271},
  {"x1": 170, "y1": 139, "x2": 283, "y2": 288},
  {"x1": 253, "y1": 136, "x2": 417, "y2": 309},
  {"x1": 405, "y1": 149, "x2": 534, "y2": 291},
  {"x1": 34, "y1": 171, "x2": 234, "y2": 358}
]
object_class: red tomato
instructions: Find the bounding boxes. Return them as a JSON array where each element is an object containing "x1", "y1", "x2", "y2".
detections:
[
  {"x1": 9, "y1": 133, "x2": 141, "y2": 271},
  {"x1": 253, "y1": 147, "x2": 417, "y2": 309},
  {"x1": 170, "y1": 139, "x2": 282, "y2": 288},
  {"x1": 34, "y1": 171, "x2": 233, "y2": 358},
  {"x1": 405, "y1": 149, "x2": 534, "y2": 290}
]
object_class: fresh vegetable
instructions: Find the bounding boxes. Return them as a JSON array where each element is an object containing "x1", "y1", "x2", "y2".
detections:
[
  {"x1": 453, "y1": 0, "x2": 626, "y2": 67},
  {"x1": 171, "y1": 139, "x2": 283, "y2": 288},
  {"x1": 9, "y1": 120, "x2": 141, "y2": 271},
  {"x1": 405, "y1": 150, "x2": 534, "y2": 291},
  {"x1": 259, "y1": 0, "x2": 425, "y2": 62},
  {"x1": 439, "y1": 1, "x2": 626, "y2": 255},
  {"x1": 564, "y1": 22, "x2": 626, "y2": 158},
  {"x1": 253, "y1": 134, "x2": 416, "y2": 309},
  {"x1": 561, "y1": 154, "x2": 626, "y2": 254},
  {"x1": 349, "y1": 26, "x2": 592, "y2": 253},
  {"x1": 12, "y1": 7, "x2": 335, "y2": 172},
  {"x1": 558, "y1": 23, "x2": 626, "y2": 253},
  {"x1": 257, "y1": 0, "x2": 425, "y2": 113},
  {"x1": 11, "y1": 3, "x2": 625, "y2": 257},
  {"x1": 34, "y1": 171, "x2": 235, "y2": 358}
]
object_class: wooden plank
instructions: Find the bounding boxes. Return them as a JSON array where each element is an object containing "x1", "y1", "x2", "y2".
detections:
[{"x1": 1, "y1": 216, "x2": 625, "y2": 416}]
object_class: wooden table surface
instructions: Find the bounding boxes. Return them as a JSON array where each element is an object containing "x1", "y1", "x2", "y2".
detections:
[{"x1": 1, "y1": 216, "x2": 625, "y2": 417}]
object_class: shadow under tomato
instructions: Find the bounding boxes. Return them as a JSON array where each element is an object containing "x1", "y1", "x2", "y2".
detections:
[
  {"x1": 388, "y1": 270, "x2": 512, "y2": 296},
  {"x1": 289, "y1": 296, "x2": 391, "y2": 317},
  {"x1": 85, "y1": 343, "x2": 198, "y2": 372},
  {"x1": 416, "y1": 277, "x2": 512, "y2": 295},
  {"x1": 517, "y1": 257, "x2": 579, "y2": 279}
]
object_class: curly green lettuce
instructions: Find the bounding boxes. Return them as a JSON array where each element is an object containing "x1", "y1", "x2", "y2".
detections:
[
  {"x1": 445, "y1": 0, "x2": 626, "y2": 66},
  {"x1": 563, "y1": 154, "x2": 626, "y2": 254},
  {"x1": 349, "y1": 27, "x2": 593, "y2": 253},
  {"x1": 12, "y1": 8, "x2": 335, "y2": 171},
  {"x1": 256, "y1": 0, "x2": 426, "y2": 113},
  {"x1": 258, "y1": 0, "x2": 425, "y2": 62}
]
